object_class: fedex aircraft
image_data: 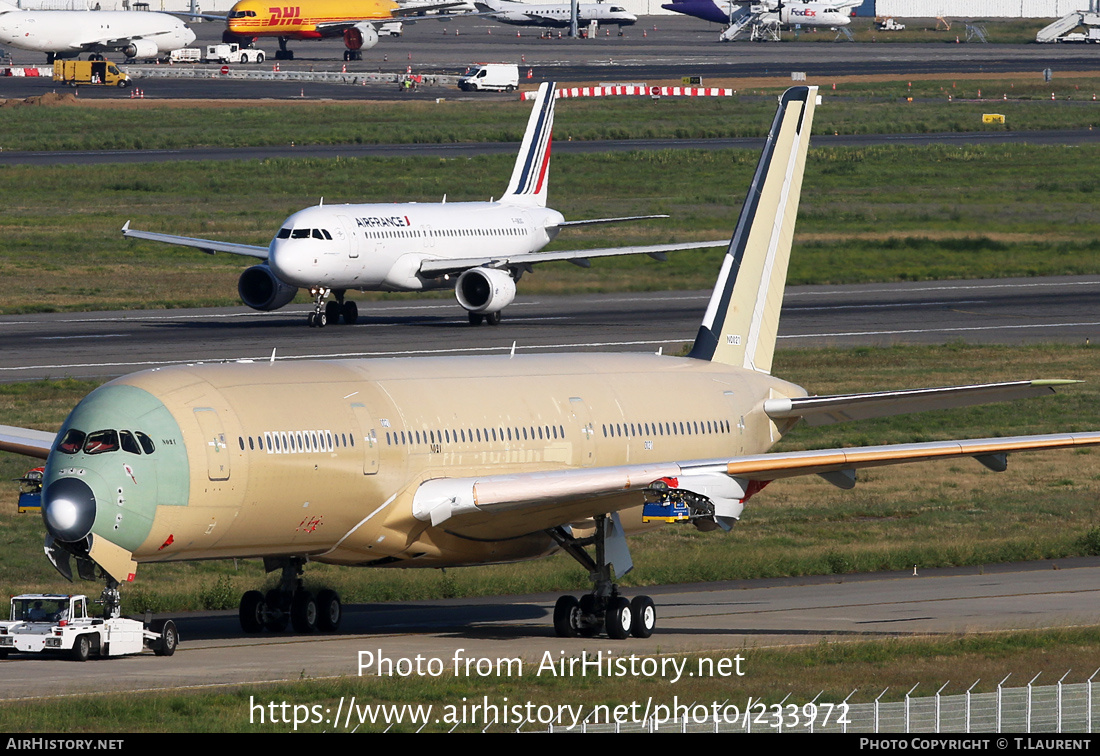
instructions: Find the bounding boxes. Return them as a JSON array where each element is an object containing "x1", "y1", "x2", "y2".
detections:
[
  {"x1": 0, "y1": 0, "x2": 195, "y2": 62},
  {"x1": 124, "y1": 82, "x2": 724, "y2": 329},
  {"x1": 4, "y1": 87, "x2": 1099, "y2": 642},
  {"x1": 661, "y1": 0, "x2": 855, "y2": 31}
]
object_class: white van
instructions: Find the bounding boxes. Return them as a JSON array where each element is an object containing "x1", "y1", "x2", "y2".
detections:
[{"x1": 457, "y1": 64, "x2": 519, "y2": 92}]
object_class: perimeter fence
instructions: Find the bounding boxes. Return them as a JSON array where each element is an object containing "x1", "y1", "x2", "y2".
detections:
[{"x1": 546, "y1": 671, "x2": 1100, "y2": 733}]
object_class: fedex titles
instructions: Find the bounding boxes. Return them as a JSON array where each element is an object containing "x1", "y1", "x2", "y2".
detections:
[
  {"x1": 790, "y1": 7, "x2": 817, "y2": 17},
  {"x1": 356, "y1": 216, "x2": 412, "y2": 228},
  {"x1": 267, "y1": 6, "x2": 302, "y2": 26}
]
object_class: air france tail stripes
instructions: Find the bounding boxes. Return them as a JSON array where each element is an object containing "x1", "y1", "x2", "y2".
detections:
[
  {"x1": 502, "y1": 82, "x2": 556, "y2": 207},
  {"x1": 688, "y1": 86, "x2": 817, "y2": 373}
]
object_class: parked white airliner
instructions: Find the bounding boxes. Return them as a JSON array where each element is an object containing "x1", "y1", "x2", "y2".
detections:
[
  {"x1": 124, "y1": 82, "x2": 723, "y2": 329},
  {"x1": 474, "y1": 0, "x2": 637, "y2": 30},
  {"x1": 0, "y1": 1, "x2": 195, "y2": 62}
]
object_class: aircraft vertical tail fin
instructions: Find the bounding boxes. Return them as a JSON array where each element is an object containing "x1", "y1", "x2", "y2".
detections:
[
  {"x1": 501, "y1": 81, "x2": 555, "y2": 207},
  {"x1": 687, "y1": 86, "x2": 817, "y2": 373}
]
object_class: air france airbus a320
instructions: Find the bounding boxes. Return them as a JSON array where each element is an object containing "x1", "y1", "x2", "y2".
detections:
[{"x1": 123, "y1": 83, "x2": 722, "y2": 330}]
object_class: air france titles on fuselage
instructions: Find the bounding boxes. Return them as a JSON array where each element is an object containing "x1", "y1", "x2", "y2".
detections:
[{"x1": 356, "y1": 216, "x2": 411, "y2": 229}]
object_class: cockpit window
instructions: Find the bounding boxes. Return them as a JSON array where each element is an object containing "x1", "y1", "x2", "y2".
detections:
[
  {"x1": 83, "y1": 430, "x2": 119, "y2": 455},
  {"x1": 136, "y1": 432, "x2": 155, "y2": 454},
  {"x1": 119, "y1": 431, "x2": 141, "y2": 455},
  {"x1": 277, "y1": 228, "x2": 291, "y2": 239},
  {"x1": 55, "y1": 429, "x2": 86, "y2": 455},
  {"x1": 312, "y1": 229, "x2": 331, "y2": 240},
  {"x1": 291, "y1": 229, "x2": 310, "y2": 239}
]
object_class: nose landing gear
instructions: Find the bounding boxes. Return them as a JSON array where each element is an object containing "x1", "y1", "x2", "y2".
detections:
[{"x1": 308, "y1": 288, "x2": 359, "y2": 327}]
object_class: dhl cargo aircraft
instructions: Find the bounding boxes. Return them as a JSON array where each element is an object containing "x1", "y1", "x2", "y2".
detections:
[
  {"x1": 3, "y1": 86, "x2": 1099, "y2": 641},
  {"x1": 220, "y1": 0, "x2": 467, "y2": 60},
  {"x1": 123, "y1": 83, "x2": 717, "y2": 329}
]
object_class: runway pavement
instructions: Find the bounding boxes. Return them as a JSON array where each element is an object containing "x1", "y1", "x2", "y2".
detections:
[
  {"x1": 2, "y1": 275, "x2": 1097, "y2": 383},
  {"x1": 2, "y1": 557, "x2": 1099, "y2": 700}
]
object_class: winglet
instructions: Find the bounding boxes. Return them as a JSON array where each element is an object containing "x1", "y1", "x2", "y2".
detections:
[
  {"x1": 501, "y1": 81, "x2": 555, "y2": 207},
  {"x1": 121, "y1": 220, "x2": 131, "y2": 234},
  {"x1": 688, "y1": 86, "x2": 817, "y2": 373}
]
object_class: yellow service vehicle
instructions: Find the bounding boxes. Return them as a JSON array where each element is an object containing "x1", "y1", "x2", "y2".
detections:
[{"x1": 52, "y1": 59, "x2": 132, "y2": 88}]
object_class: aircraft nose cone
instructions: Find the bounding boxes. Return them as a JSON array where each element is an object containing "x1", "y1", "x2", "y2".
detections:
[{"x1": 42, "y1": 477, "x2": 97, "y2": 542}]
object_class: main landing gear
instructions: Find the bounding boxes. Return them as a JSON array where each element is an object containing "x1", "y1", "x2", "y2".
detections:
[
  {"x1": 308, "y1": 287, "x2": 359, "y2": 328},
  {"x1": 467, "y1": 311, "x2": 502, "y2": 326},
  {"x1": 238, "y1": 557, "x2": 343, "y2": 633},
  {"x1": 274, "y1": 36, "x2": 295, "y2": 60},
  {"x1": 547, "y1": 513, "x2": 656, "y2": 639},
  {"x1": 343, "y1": 50, "x2": 362, "y2": 61}
]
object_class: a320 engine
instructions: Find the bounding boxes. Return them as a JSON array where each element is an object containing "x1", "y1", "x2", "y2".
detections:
[
  {"x1": 455, "y1": 267, "x2": 516, "y2": 315},
  {"x1": 238, "y1": 264, "x2": 299, "y2": 311}
]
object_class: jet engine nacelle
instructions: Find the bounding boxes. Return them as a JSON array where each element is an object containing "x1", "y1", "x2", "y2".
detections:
[
  {"x1": 123, "y1": 39, "x2": 159, "y2": 60},
  {"x1": 238, "y1": 264, "x2": 299, "y2": 311},
  {"x1": 455, "y1": 267, "x2": 516, "y2": 314},
  {"x1": 343, "y1": 23, "x2": 380, "y2": 51}
]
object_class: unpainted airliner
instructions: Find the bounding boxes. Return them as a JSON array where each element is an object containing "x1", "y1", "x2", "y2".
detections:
[
  {"x1": 124, "y1": 82, "x2": 721, "y2": 329},
  {"x1": 3, "y1": 87, "x2": 1099, "y2": 642},
  {"x1": 474, "y1": 0, "x2": 637, "y2": 30},
  {"x1": 0, "y1": 0, "x2": 195, "y2": 63}
]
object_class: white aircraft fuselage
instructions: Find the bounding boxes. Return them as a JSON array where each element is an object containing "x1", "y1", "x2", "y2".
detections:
[
  {"x1": 0, "y1": 6, "x2": 195, "y2": 60},
  {"x1": 483, "y1": 2, "x2": 638, "y2": 28},
  {"x1": 268, "y1": 202, "x2": 563, "y2": 293}
]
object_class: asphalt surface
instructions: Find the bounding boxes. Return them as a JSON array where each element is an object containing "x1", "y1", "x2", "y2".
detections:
[
  {"x1": 2, "y1": 15, "x2": 1099, "y2": 100},
  {"x1": 2, "y1": 557, "x2": 1099, "y2": 700},
  {"x1": 3, "y1": 275, "x2": 1098, "y2": 383}
]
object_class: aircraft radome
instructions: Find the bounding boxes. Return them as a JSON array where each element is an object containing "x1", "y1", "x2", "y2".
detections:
[
  {"x1": 3, "y1": 86, "x2": 1099, "y2": 642},
  {"x1": 0, "y1": 0, "x2": 195, "y2": 63},
  {"x1": 123, "y1": 82, "x2": 724, "y2": 330}
]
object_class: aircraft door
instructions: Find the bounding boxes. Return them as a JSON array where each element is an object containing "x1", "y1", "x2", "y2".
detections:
[
  {"x1": 336, "y1": 215, "x2": 360, "y2": 259},
  {"x1": 350, "y1": 403, "x2": 380, "y2": 475},
  {"x1": 568, "y1": 397, "x2": 595, "y2": 467},
  {"x1": 193, "y1": 407, "x2": 231, "y2": 481}
]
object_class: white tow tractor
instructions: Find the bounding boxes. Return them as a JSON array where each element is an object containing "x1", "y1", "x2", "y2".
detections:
[{"x1": 0, "y1": 594, "x2": 178, "y2": 661}]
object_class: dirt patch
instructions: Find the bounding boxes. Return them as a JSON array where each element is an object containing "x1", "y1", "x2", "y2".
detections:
[{"x1": 0, "y1": 91, "x2": 81, "y2": 107}]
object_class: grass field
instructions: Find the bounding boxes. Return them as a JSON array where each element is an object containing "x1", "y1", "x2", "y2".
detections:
[{"x1": 2, "y1": 140, "x2": 1100, "y2": 313}]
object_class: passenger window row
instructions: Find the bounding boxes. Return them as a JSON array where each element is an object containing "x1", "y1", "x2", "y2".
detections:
[
  {"x1": 385, "y1": 423, "x2": 566, "y2": 447},
  {"x1": 602, "y1": 419, "x2": 731, "y2": 438}
]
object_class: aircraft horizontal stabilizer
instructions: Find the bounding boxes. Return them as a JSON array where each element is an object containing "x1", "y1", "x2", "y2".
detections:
[
  {"x1": 417, "y1": 239, "x2": 727, "y2": 277},
  {"x1": 412, "y1": 431, "x2": 1100, "y2": 528},
  {"x1": 122, "y1": 222, "x2": 268, "y2": 259},
  {"x1": 0, "y1": 424, "x2": 55, "y2": 459},
  {"x1": 763, "y1": 380, "x2": 1080, "y2": 427}
]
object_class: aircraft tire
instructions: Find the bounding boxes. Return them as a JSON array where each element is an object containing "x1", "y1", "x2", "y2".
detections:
[
  {"x1": 485, "y1": 311, "x2": 502, "y2": 326},
  {"x1": 264, "y1": 589, "x2": 290, "y2": 632},
  {"x1": 291, "y1": 590, "x2": 318, "y2": 633},
  {"x1": 468, "y1": 312, "x2": 484, "y2": 326},
  {"x1": 605, "y1": 597, "x2": 632, "y2": 640},
  {"x1": 577, "y1": 594, "x2": 602, "y2": 637},
  {"x1": 553, "y1": 595, "x2": 579, "y2": 638},
  {"x1": 153, "y1": 619, "x2": 179, "y2": 656},
  {"x1": 629, "y1": 596, "x2": 655, "y2": 638},
  {"x1": 325, "y1": 301, "x2": 341, "y2": 325},
  {"x1": 239, "y1": 590, "x2": 265, "y2": 633},
  {"x1": 316, "y1": 589, "x2": 342, "y2": 632},
  {"x1": 342, "y1": 301, "x2": 358, "y2": 325}
]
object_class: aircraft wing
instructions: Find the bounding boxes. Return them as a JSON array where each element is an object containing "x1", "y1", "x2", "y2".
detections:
[
  {"x1": 417, "y1": 239, "x2": 727, "y2": 277},
  {"x1": 121, "y1": 222, "x2": 268, "y2": 260},
  {"x1": 0, "y1": 425, "x2": 55, "y2": 460},
  {"x1": 392, "y1": 2, "x2": 474, "y2": 17},
  {"x1": 413, "y1": 431, "x2": 1100, "y2": 529}
]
